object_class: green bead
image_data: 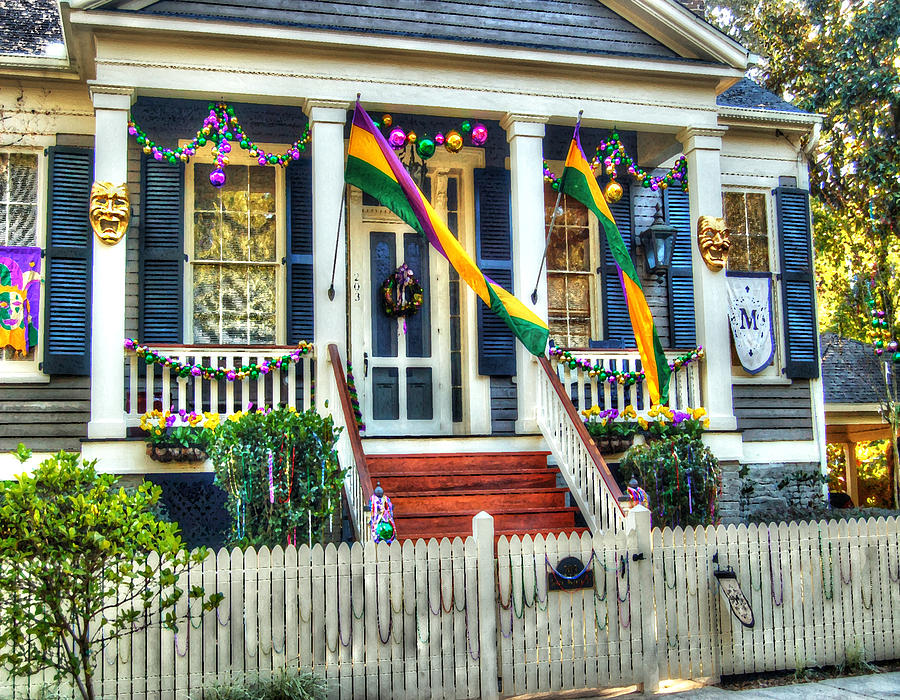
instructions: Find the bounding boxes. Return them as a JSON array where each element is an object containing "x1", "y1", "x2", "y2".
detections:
[
  {"x1": 198, "y1": 137, "x2": 207, "y2": 146},
  {"x1": 240, "y1": 139, "x2": 249, "y2": 149},
  {"x1": 893, "y1": 352, "x2": 900, "y2": 363},
  {"x1": 876, "y1": 339, "x2": 884, "y2": 348},
  {"x1": 268, "y1": 155, "x2": 278, "y2": 164},
  {"x1": 461, "y1": 120, "x2": 472, "y2": 133},
  {"x1": 225, "y1": 131, "x2": 234, "y2": 140},
  {"x1": 226, "y1": 107, "x2": 235, "y2": 116}
]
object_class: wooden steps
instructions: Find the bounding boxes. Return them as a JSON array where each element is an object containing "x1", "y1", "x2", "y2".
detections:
[{"x1": 367, "y1": 450, "x2": 585, "y2": 541}]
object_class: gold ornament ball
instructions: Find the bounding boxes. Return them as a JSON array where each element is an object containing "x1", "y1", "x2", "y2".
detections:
[
  {"x1": 407, "y1": 131, "x2": 417, "y2": 144},
  {"x1": 444, "y1": 130, "x2": 464, "y2": 153},
  {"x1": 382, "y1": 114, "x2": 393, "y2": 127},
  {"x1": 604, "y1": 180, "x2": 624, "y2": 203}
]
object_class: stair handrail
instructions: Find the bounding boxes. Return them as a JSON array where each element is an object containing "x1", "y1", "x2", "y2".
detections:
[
  {"x1": 536, "y1": 355, "x2": 627, "y2": 533},
  {"x1": 328, "y1": 343, "x2": 374, "y2": 541}
]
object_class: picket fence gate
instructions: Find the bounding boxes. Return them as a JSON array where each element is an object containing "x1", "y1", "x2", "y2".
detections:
[{"x1": 3, "y1": 511, "x2": 900, "y2": 700}]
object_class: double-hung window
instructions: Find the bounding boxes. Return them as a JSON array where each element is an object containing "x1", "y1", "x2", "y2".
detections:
[
  {"x1": 0, "y1": 151, "x2": 43, "y2": 372},
  {"x1": 185, "y1": 147, "x2": 285, "y2": 345}
]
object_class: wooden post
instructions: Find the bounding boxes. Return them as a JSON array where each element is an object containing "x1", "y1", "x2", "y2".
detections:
[
  {"x1": 845, "y1": 442, "x2": 860, "y2": 506},
  {"x1": 473, "y1": 511, "x2": 499, "y2": 700},
  {"x1": 627, "y1": 505, "x2": 659, "y2": 694}
]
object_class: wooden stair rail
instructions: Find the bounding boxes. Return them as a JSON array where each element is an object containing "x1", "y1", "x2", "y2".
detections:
[
  {"x1": 328, "y1": 343, "x2": 374, "y2": 540},
  {"x1": 537, "y1": 355, "x2": 627, "y2": 532}
]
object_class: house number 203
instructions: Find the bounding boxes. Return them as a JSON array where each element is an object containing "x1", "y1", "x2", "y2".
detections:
[{"x1": 353, "y1": 273, "x2": 361, "y2": 302}]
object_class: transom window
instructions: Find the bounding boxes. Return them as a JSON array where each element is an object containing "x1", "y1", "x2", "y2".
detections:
[
  {"x1": 0, "y1": 153, "x2": 39, "y2": 246},
  {"x1": 190, "y1": 163, "x2": 279, "y2": 345},
  {"x1": 545, "y1": 182, "x2": 596, "y2": 347},
  {"x1": 723, "y1": 191, "x2": 770, "y2": 273}
]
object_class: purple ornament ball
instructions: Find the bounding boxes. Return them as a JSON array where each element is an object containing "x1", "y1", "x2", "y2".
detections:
[
  {"x1": 435, "y1": 132, "x2": 445, "y2": 145},
  {"x1": 388, "y1": 127, "x2": 407, "y2": 149},
  {"x1": 209, "y1": 167, "x2": 227, "y2": 187},
  {"x1": 470, "y1": 123, "x2": 488, "y2": 146}
]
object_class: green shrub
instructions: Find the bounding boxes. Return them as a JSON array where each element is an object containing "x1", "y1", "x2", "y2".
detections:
[
  {"x1": 198, "y1": 668, "x2": 327, "y2": 700},
  {"x1": 619, "y1": 434, "x2": 721, "y2": 528},
  {"x1": 208, "y1": 407, "x2": 344, "y2": 549}
]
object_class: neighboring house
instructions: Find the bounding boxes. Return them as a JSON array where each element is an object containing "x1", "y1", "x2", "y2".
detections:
[
  {"x1": 0, "y1": 0, "x2": 825, "y2": 539},
  {"x1": 821, "y1": 332, "x2": 891, "y2": 507}
]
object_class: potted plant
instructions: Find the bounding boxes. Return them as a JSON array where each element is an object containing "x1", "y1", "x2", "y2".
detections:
[
  {"x1": 581, "y1": 405, "x2": 639, "y2": 455},
  {"x1": 140, "y1": 409, "x2": 219, "y2": 462},
  {"x1": 638, "y1": 405, "x2": 709, "y2": 441}
]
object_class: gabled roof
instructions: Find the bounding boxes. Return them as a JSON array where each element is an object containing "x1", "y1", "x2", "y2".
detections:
[
  {"x1": 1, "y1": 0, "x2": 66, "y2": 57},
  {"x1": 717, "y1": 78, "x2": 809, "y2": 114},
  {"x1": 67, "y1": 0, "x2": 749, "y2": 69},
  {"x1": 820, "y1": 333, "x2": 884, "y2": 405}
]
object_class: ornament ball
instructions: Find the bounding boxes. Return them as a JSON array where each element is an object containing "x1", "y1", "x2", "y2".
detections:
[
  {"x1": 444, "y1": 130, "x2": 464, "y2": 153},
  {"x1": 382, "y1": 114, "x2": 393, "y2": 127},
  {"x1": 209, "y1": 168, "x2": 227, "y2": 187},
  {"x1": 388, "y1": 127, "x2": 407, "y2": 149},
  {"x1": 470, "y1": 122, "x2": 488, "y2": 146},
  {"x1": 604, "y1": 180, "x2": 624, "y2": 203},
  {"x1": 416, "y1": 137, "x2": 436, "y2": 159}
]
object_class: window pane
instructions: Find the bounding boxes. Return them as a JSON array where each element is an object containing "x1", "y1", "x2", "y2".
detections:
[
  {"x1": 249, "y1": 266, "x2": 276, "y2": 315},
  {"x1": 547, "y1": 231, "x2": 568, "y2": 271},
  {"x1": 568, "y1": 317, "x2": 591, "y2": 348},
  {"x1": 250, "y1": 167, "x2": 275, "y2": 213},
  {"x1": 749, "y1": 237, "x2": 770, "y2": 272},
  {"x1": 562, "y1": 194, "x2": 588, "y2": 226},
  {"x1": 194, "y1": 211, "x2": 220, "y2": 260},
  {"x1": 9, "y1": 154, "x2": 37, "y2": 203},
  {"x1": 221, "y1": 211, "x2": 249, "y2": 261},
  {"x1": 547, "y1": 273, "x2": 567, "y2": 314},
  {"x1": 221, "y1": 167, "x2": 249, "y2": 212},
  {"x1": 8, "y1": 204, "x2": 36, "y2": 246},
  {"x1": 745, "y1": 193, "x2": 767, "y2": 237},
  {"x1": 566, "y1": 274, "x2": 591, "y2": 314},
  {"x1": 567, "y1": 228, "x2": 590, "y2": 271},
  {"x1": 723, "y1": 192, "x2": 746, "y2": 235},
  {"x1": 193, "y1": 264, "x2": 219, "y2": 313},
  {"x1": 0, "y1": 155, "x2": 8, "y2": 203},
  {"x1": 729, "y1": 234, "x2": 750, "y2": 271},
  {"x1": 249, "y1": 213, "x2": 276, "y2": 262},
  {"x1": 194, "y1": 164, "x2": 218, "y2": 211}
]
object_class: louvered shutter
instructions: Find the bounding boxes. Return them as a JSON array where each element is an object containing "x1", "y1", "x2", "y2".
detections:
[
  {"x1": 286, "y1": 158, "x2": 314, "y2": 344},
  {"x1": 665, "y1": 188, "x2": 696, "y2": 347},
  {"x1": 775, "y1": 187, "x2": 819, "y2": 378},
  {"x1": 475, "y1": 167, "x2": 515, "y2": 376},
  {"x1": 139, "y1": 159, "x2": 184, "y2": 342},
  {"x1": 43, "y1": 146, "x2": 93, "y2": 375},
  {"x1": 601, "y1": 181, "x2": 635, "y2": 346}
]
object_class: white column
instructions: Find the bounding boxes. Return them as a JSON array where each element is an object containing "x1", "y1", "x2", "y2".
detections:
[
  {"x1": 501, "y1": 114, "x2": 549, "y2": 434},
  {"x1": 677, "y1": 127, "x2": 736, "y2": 431},
  {"x1": 305, "y1": 99, "x2": 350, "y2": 415},
  {"x1": 88, "y1": 87, "x2": 132, "y2": 439}
]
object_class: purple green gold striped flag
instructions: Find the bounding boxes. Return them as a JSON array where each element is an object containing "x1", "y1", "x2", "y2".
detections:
[
  {"x1": 561, "y1": 126, "x2": 671, "y2": 405},
  {"x1": 345, "y1": 102, "x2": 549, "y2": 357}
]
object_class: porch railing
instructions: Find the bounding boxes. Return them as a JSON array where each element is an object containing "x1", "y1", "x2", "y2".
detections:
[
  {"x1": 124, "y1": 344, "x2": 314, "y2": 425},
  {"x1": 536, "y1": 356, "x2": 627, "y2": 534},
  {"x1": 328, "y1": 343, "x2": 374, "y2": 542},
  {"x1": 550, "y1": 348, "x2": 702, "y2": 415}
]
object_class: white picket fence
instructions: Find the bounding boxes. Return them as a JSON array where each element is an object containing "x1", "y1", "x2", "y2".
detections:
[{"x1": 3, "y1": 512, "x2": 900, "y2": 700}]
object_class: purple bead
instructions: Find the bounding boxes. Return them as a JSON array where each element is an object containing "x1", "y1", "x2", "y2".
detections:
[
  {"x1": 220, "y1": 141, "x2": 231, "y2": 154},
  {"x1": 128, "y1": 126, "x2": 137, "y2": 136},
  {"x1": 258, "y1": 155, "x2": 267, "y2": 165},
  {"x1": 209, "y1": 168, "x2": 227, "y2": 187},
  {"x1": 388, "y1": 127, "x2": 407, "y2": 149},
  {"x1": 191, "y1": 367, "x2": 202, "y2": 376},
  {"x1": 470, "y1": 123, "x2": 488, "y2": 146},
  {"x1": 153, "y1": 151, "x2": 163, "y2": 161}
]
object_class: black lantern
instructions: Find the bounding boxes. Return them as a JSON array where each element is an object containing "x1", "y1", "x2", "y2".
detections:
[{"x1": 639, "y1": 202, "x2": 677, "y2": 278}]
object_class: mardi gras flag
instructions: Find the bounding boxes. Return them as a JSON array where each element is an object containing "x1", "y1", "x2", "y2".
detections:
[
  {"x1": 345, "y1": 102, "x2": 549, "y2": 357},
  {"x1": 561, "y1": 126, "x2": 671, "y2": 404}
]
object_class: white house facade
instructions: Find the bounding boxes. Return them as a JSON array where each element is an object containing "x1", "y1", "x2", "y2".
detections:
[{"x1": 0, "y1": 0, "x2": 825, "y2": 540}]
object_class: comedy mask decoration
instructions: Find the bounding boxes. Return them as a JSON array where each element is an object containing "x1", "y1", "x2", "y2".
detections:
[
  {"x1": 89, "y1": 182, "x2": 130, "y2": 245},
  {"x1": 0, "y1": 248, "x2": 42, "y2": 356},
  {"x1": 697, "y1": 216, "x2": 731, "y2": 271}
]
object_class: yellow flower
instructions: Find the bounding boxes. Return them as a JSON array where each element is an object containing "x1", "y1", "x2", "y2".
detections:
[
  {"x1": 581, "y1": 409, "x2": 591, "y2": 418},
  {"x1": 661, "y1": 407, "x2": 674, "y2": 421},
  {"x1": 590, "y1": 405, "x2": 601, "y2": 416},
  {"x1": 648, "y1": 405, "x2": 659, "y2": 418},
  {"x1": 622, "y1": 405, "x2": 637, "y2": 419},
  {"x1": 703, "y1": 418, "x2": 710, "y2": 429},
  {"x1": 188, "y1": 413, "x2": 203, "y2": 427},
  {"x1": 638, "y1": 417, "x2": 648, "y2": 430},
  {"x1": 203, "y1": 412, "x2": 220, "y2": 429},
  {"x1": 692, "y1": 407, "x2": 707, "y2": 420},
  {"x1": 600, "y1": 418, "x2": 608, "y2": 427},
  {"x1": 228, "y1": 411, "x2": 243, "y2": 422}
]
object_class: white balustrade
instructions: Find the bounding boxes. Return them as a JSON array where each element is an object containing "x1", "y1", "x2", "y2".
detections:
[
  {"x1": 551, "y1": 349, "x2": 702, "y2": 415},
  {"x1": 124, "y1": 344, "x2": 315, "y2": 425}
]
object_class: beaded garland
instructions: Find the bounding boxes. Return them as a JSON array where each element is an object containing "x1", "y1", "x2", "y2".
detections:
[
  {"x1": 548, "y1": 343, "x2": 704, "y2": 385},
  {"x1": 376, "y1": 114, "x2": 488, "y2": 159},
  {"x1": 382, "y1": 263, "x2": 424, "y2": 319},
  {"x1": 124, "y1": 338, "x2": 313, "y2": 381},
  {"x1": 127, "y1": 102, "x2": 311, "y2": 188},
  {"x1": 542, "y1": 131, "x2": 688, "y2": 197},
  {"x1": 864, "y1": 289, "x2": 899, "y2": 361},
  {"x1": 346, "y1": 360, "x2": 366, "y2": 432}
]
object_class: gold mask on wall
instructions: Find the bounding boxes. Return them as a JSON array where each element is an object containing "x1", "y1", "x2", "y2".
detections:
[
  {"x1": 697, "y1": 216, "x2": 731, "y2": 271},
  {"x1": 89, "y1": 182, "x2": 130, "y2": 245}
]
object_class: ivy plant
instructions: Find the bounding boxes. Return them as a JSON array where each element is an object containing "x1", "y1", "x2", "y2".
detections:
[{"x1": 0, "y1": 452, "x2": 222, "y2": 700}]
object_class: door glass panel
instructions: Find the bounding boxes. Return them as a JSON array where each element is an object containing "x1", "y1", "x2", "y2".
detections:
[
  {"x1": 370, "y1": 232, "x2": 397, "y2": 358},
  {"x1": 404, "y1": 232, "x2": 431, "y2": 358},
  {"x1": 372, "y1": 367, "x2": 399, "y2": 420},
  {"x1": 406, "y1": 367, "x2": 434, "y2": 420}
]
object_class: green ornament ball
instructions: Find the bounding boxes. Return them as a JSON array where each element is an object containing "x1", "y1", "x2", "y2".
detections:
[
  {"x1": 375, "y1": 520, "x2": 394, "y2": 541},
  {"x1": 198, "y1": 137, "x2": 207, "y2": 146},
  {"x1": 240, "y1": 139, "x2": 249, "y2": 149},
  {"x1": 416, "y1": 137, "x2": 436, "y2": 159},
  {"x1": 461, "y1": 120, "x2": 472, "y2": 133},
  {"x1": 893, "y1": 352, "x2": 900, "y2": 363},
  {"x1": 225, "y1": 131, "x2": 234, "y2": 140}
]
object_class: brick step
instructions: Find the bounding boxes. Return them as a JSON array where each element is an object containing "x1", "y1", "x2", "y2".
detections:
[
  {"x1": 389, "y1": 488, "x2": 569, "y2": 513},
  {"x1": 374, "y1": 470, "x2": 558, "y2": 492},
  {"x1": 398, "y1": 527, "x2": 591, "y2": 544},
  {"x1": 395, "y1": 507, "x2": 579, "y2": 537},
  {"x1": 367, "y1": 451, "x2": 553, "y2": 475}
]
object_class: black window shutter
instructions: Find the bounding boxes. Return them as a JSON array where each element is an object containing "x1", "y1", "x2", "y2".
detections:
[
  {"x1": 140, "y1": 159, "x2": 184, "y2": 342},
  {"x1": 43, "y1": 146, "x2": 93, "y2": 376},
  {"x1": 286, "y1": 158, "x2": 314, "y2": 344},
  {"x1": 602, "y1": 181, "x2": 635, "y2": 346},
  {"x1": 475, "y1": 167, "x2": 515, "y2": 376},
  {"x1": 775, "y1": 186, "x2": 819, "y2": 379},
  {"x1": 665, "y1": 188, "x2": 696, "y2": 347}
]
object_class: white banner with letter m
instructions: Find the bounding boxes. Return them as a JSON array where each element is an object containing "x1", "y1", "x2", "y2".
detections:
[{"x1": 725, "y1": 271, "x2": 775, "y2": 374}]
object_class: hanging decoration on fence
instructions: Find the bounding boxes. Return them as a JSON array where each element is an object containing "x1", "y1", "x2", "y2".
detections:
[
  {"x1": 127, "y1": 102, "x2": 311, "y2": 188},
  {"x1": 547, "y1": 555, "x2": 595, "y2": 591},
  {"x1": 369, "y1": 484, "x2": 396, "y2": 543},
  {"x1": 0, "y1": 247, "x2": 41, "y2": 356},
  {"x1": 548, "y1": 342, "x2": 705, "y2": 385},
  {"x1": 346, "y1": 360, "x2": 366, "y2": 432},
  {"x1": 381, "y1": 263, "x2": 424, "y2": 329},
  {"x1": 714, "y1": 568, "x2": 755, "y2": 628},
  {"x1": 123, "y1": 339, "x2": 313, "y2": 380},
  {"x1": 724, "y1": 272, "x2": 774, "y2": 374},
  {"x1": 542, "y1": 131, "x2": 688, "y2": 199}
]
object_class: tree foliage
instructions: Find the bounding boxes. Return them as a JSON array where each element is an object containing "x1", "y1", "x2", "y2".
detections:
[{"x1": 0, "y1": 453, "x2": 222, "y2": 700}]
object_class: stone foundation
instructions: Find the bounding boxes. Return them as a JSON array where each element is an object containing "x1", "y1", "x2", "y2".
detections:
[{"x1": 718, "y1": 461, "x2": 825, "y2": 523}]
